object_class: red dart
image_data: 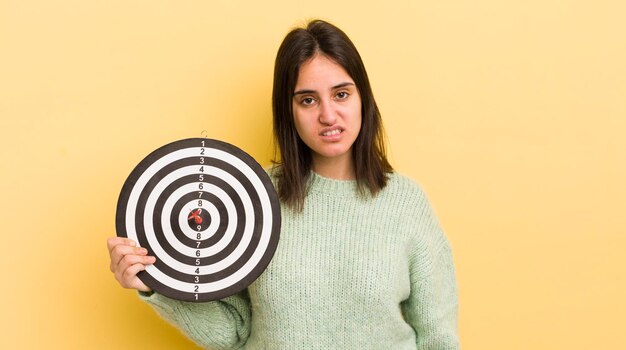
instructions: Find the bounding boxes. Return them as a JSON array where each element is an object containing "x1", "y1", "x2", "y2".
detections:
[{"x1": 188, "y1": 209, "x2": 203, "y2": 225}]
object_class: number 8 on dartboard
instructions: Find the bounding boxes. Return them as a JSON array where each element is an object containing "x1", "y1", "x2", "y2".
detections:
[{"x1": 115, "y1": 138, "x2": 281, "y2": 302}]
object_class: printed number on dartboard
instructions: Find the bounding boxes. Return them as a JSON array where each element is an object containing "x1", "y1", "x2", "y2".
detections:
[{"x1": 195, "y1": 140, "x2": 205, "y2": 301}]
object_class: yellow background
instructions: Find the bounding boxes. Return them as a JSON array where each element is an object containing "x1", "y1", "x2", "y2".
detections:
[{"x1": 1, "y1": 0, "x2": 624, "y2": 349}]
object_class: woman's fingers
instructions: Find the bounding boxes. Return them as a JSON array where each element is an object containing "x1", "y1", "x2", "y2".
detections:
[
  {"x1": 116, "y1": 256, "x2": 155, "y2": 291},
  {"x1": 107, "y1": 236, "x2": 156, "y2": 292},
  {"x1": 107, "y1": 237, "x2": 134, "y2": 271},
  {"x1": 108, "y1": 238, "x2": 148, "y2": 272},
  {"x1": 121, "y1": 263, "x2": 152, "y2": 292},
  {"x1": 107, "y1": 236, "x2": 135, "y2": 253},
  {"x1": 117, "y1": 253, "x2": 155, "y2": 271}
]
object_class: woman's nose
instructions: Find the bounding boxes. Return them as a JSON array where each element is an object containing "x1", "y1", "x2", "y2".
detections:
[{"x1": 318, "y1": 100, "x2": 337, "y2": 125}]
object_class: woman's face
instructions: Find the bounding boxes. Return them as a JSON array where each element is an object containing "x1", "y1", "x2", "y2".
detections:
[{"x1": 292, "y1": 54, "x2": 362, "y2": 170}]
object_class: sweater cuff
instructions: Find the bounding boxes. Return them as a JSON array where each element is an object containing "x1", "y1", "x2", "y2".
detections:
[{"x1": 138, "y1": 290, "x2": 155, "y2": 298}]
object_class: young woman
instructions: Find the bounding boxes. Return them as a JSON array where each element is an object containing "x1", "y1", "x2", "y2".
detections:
[{"x1": 108, "y1": 20, "x2": 459, "y2": 349}]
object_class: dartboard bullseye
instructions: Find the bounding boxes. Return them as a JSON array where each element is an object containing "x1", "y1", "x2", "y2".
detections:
[{"x1": 115, "y1": 138, "x2": 281, "y2": 302}]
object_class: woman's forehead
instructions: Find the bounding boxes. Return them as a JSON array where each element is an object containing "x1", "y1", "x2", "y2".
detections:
[{"x1": 295, "y1": 55, "x2": 354, "y2": 90}]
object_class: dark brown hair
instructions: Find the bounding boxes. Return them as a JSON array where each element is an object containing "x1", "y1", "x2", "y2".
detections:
[{"x1": 272, "y1": 19, "x2": 393, "y2": 211}]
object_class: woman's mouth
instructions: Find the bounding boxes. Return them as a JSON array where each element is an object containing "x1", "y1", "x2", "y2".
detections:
[{"x1": 322, "y1": 129, "x2": 342, "y2": 136}]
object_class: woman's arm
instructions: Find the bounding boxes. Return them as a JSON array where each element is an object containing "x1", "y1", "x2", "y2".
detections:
[
  {"x1": 401, "y1": 190, "x2": 460, "y2": 350},
  {"x1": 403, "y1": 240, "x2": 459, "y2": 349},
  {"x1": 107, "y1": 237, "x2": 251, "y2": 349},
  {"x1": 139, "y1": 291, "x2": 251, "y2": 350}
]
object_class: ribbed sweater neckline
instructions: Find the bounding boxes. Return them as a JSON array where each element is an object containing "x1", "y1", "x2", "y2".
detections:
[{"x1": 307, "y1": 171, "x2": 360, "y2": 196}]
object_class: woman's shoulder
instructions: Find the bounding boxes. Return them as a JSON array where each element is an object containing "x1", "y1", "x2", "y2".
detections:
[
  {"x1": 383, "y1": 171, "x2": 428, "y2": 201},
  {"x1": 382, "y1": 172, "x2": 441, "y2": 220},
  {"x1": 264, "y1": 165, "x2": 281, "y2": 185},
  {"x1": 385, "y1": 172, "x2": 448, "y2": 249}
]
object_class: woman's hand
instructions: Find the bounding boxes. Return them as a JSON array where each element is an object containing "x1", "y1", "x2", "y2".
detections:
[{"x1": 107, "y1": 237, "x2": 156, "y2": 292}]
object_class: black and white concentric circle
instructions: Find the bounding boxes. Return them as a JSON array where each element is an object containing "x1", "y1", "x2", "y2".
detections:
[{"x1": 116, "y1": 138, "x2": 281, "y2": 302}]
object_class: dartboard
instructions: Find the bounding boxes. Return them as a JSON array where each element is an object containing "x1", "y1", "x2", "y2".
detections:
[{"x1": 115, "y1": 138, "x2": 280, "y2": 302}]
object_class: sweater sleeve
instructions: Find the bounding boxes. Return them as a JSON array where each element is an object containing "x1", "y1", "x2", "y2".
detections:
[
  {"x1": 139, "y1": 290, "x2": 251, "y2": 350},
  {"x1": 401, "y1": 191, "x2": 460, "y2": 350}
]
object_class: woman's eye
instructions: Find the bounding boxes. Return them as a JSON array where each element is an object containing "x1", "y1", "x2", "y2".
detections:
[
  {"x1": 301, "y1": 97, "x2": 315, "y2": 105},
  {"x1": 336, "y1": 91, "x2": 349, "y2": 100}
]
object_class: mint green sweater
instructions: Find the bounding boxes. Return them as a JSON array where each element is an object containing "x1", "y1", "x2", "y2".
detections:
[{"x1": 141, "y1": 172, "x2": 459, "y2": 349}]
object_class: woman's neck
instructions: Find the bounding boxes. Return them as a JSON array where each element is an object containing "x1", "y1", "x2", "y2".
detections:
[{"x1": 311, "y1": 153, "x2": 355, "y2": 180}]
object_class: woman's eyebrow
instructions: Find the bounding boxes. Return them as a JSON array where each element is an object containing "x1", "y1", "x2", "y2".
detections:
[
  {"x1": 331, "y1": 82, "x2": 355, "y2": 90},
  {"x1": 293, "y1": 82, "x2": 355, "y2": 96},
  {"x1": 293, "y1": 89, "x2": 315, "y2": 96}
]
